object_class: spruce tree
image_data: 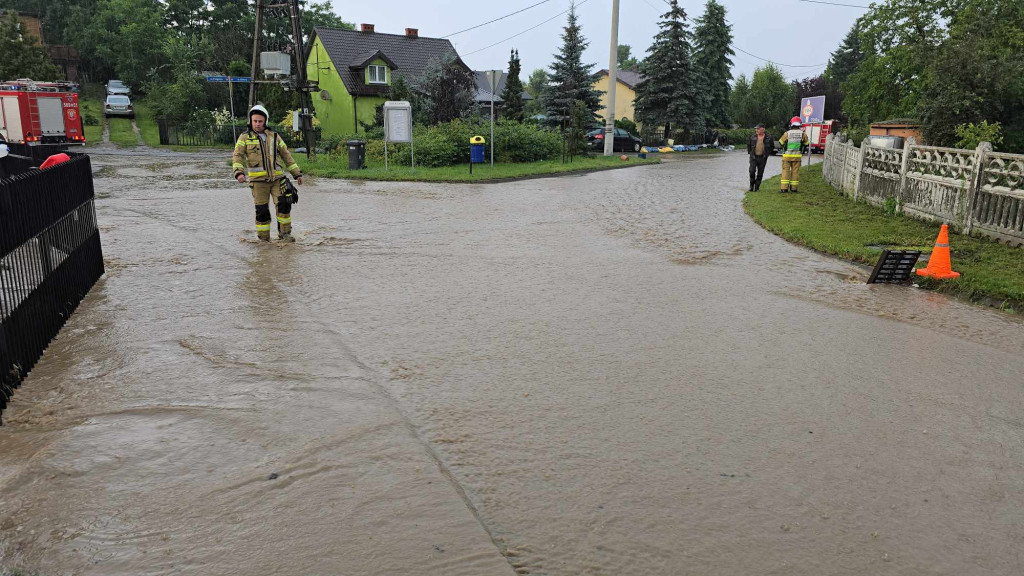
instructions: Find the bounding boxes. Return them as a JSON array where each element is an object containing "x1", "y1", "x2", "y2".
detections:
[
  {"x1": 634, "y1": 0, "x2": 700, "y2": 139},
  {"x1": 500, "y1": 49, "x2": 525, "y2": 122},
  {"x1": 693, "y1": 0, "x2": 734, "y2": 128},
  {"x1": 545, "y1": 2, "x2": 603, "y2": 128},
  {"x1": 825, "y1": 23, "x2": 863, "y2": 87}
]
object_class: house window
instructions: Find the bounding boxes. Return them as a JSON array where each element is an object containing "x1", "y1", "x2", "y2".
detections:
[{"x1": 368, "y1": 65, "x2": 387, "y2": 84}]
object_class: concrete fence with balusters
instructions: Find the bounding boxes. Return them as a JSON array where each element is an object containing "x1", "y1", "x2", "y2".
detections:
[{"x1": 821, "y1": 134, "x2": 1024, "y2": 247}]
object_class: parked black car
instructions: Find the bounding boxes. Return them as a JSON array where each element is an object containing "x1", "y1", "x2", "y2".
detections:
[{"x1": 586, "y1": 128, "x2": 643, "y2": 152}]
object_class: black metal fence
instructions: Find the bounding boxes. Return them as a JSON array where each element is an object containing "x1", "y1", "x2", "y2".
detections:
[
  {"x1": 0, "y1": 153, "x2": 104, "y2": 423},
  {"x1": 158, "y1": 119, "x2": 239, "y2": 147}
]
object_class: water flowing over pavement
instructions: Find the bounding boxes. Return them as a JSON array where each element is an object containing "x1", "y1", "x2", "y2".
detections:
[{"x1": 2, "y1": 150, "x2": 1022, "y2": 575}]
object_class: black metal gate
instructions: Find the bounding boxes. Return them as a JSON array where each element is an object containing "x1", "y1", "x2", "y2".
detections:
[{"x1": 0, "y1": 153, "x2": 104, "y2": 422}]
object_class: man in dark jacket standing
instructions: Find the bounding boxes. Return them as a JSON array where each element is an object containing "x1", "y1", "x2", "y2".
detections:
[{"x1": 747, "y1": 124, "x2": 771, "y2": 191}]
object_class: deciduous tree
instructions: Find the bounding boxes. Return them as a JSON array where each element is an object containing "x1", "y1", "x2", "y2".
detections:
[{"x1": 0, "y1": 12, "x2": 60, "y2": 80}]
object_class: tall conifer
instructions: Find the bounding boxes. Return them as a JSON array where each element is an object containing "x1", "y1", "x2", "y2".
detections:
[
  {"x1": 500, "y1": 49, "x2": 525, "y2": 122},
  {"x1": 545, "y1": 2, "x2": 602, "y2": 127},
  {"x1": 693, "y1": 0, "x2": 734, "y2": 128},
  {"x1": 634, "y1": 0, "x2": 699, "y2": 138}
]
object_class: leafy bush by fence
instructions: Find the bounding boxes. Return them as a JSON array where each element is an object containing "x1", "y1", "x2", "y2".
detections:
[{"x1": 355, "y1": 119, "x2": 562, "y2": 167}]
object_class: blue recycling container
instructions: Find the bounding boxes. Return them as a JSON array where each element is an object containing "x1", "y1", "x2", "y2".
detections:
[{"x1": 470, "y1": 135, "x2": 486, "y2": 163}]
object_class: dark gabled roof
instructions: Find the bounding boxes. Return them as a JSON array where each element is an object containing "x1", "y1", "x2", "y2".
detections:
[
  {"x1": 472, "y1": 71, "x2": 533, "y2": 103},
  {"x1": 309, "y1": 27, "x2": 465, "y2": 96},
  {"x1": 351, "y1": 50, "x2": 399, "y2": 70},
  {"x1": 596, "y1": 69, "x2": 645, "y2": 89}
]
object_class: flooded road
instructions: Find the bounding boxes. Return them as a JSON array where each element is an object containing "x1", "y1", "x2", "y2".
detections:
[{"x1": 2, "y1": 149, "x2": 1022, "y2": 575}]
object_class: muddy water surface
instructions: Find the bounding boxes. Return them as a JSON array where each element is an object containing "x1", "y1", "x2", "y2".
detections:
[{"x1": 2, "y1": 150, "x2": 1022, "y2": 575}]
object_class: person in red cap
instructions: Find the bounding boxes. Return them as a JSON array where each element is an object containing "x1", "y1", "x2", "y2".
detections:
[{"x1": 777, "y1": 116, "x2": 809, "y2": 193}]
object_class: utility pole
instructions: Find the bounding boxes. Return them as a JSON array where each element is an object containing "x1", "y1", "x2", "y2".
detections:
[
  {"x1": 603, "y1": 0, "x2": 620, "y2": 156},
  {"x1": 248, "y1": 0, "x2": 262, "y2": 108},
  {"x1": 287, "y1": 0, "x2": 317, "y2": 160},
  {"x1": 247, "y1": 0, "x2": 318, "y2": 160}
]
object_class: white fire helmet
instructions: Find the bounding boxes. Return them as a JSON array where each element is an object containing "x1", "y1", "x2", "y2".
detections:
[{"x1": 248, "y1": 104, "x2": 269, "y2": 121}]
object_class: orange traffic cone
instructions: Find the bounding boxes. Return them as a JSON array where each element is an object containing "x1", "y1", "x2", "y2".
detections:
[{"x1": 916, "y1": 224, "x2": 960, "y2": 279}]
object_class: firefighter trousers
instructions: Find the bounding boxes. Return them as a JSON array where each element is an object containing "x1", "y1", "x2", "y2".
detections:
[
  {"x1": 250, "y1": 179, "x2": 292, "y2": 240},
  {"x1": 780, "y1": 157, "x2": 802, "y2": 191}
]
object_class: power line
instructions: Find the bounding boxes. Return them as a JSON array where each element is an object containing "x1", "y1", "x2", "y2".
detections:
[
  {"x1": 441, "y1": 0, "x2": 555, "y2": 38},
  {"x1": 636, "y1": 0, "x2": 830, "y2": 69},
  {"x1": 462, "y1": 0, "x2": 593, "y2": 57},
  {"x1": 732, "y1": 45, "x2": 828, "y2": 68},
  {"x1": 797, "y1": 0, "x2": 870, "y2": 8}
]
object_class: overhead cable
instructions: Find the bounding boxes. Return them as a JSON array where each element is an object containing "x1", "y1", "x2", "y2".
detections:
[
  {"x1": 462, "y1": 0, "x2": 593, "y2": 57},
  {"x1": 797, "y1": 0, "x2": 870, "y2": 8},
  {"x1": 442, "y1": 0, "x2": 555, "y2": 38}
]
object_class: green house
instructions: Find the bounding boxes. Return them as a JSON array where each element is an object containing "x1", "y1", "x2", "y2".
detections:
[{"x1": 306, "y1": 24, "x2": 467, "y2": 135}]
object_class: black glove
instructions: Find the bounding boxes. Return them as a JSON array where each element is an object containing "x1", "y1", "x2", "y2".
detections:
[{"x1": 282, "y1": 177, "x2": 299, "y2": 204}]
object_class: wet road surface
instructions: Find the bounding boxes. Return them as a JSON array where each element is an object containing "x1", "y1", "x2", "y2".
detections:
[{"x1": 1, "y1": 149, "x2": 1023, "y2": 575}]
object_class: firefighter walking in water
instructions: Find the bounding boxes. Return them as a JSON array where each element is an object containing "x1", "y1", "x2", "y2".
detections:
[
  {"x1": 777, "y1": 116, "x2": 809, "y2": 193},
  {"x1": 233, "y1": 105, "x2": 303, "y2": 242}
]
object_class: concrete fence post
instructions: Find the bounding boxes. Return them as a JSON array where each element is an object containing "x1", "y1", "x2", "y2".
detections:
[
  {"x1": 853, "y1": 141, "x2": 867, "y2": 201},
  {"x1": 897, "y1": 138, "x2": 914, "y2": 210},
  {"x1": 963, "y1": 141, "x2": 992, "y2": 235}
]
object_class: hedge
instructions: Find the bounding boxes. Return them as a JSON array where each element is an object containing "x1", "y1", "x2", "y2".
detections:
[{"x1": 346, "y1": 119, "x2": 563, "y2": 167}]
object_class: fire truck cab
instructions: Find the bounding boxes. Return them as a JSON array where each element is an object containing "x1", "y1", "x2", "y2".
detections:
[{"x1": 0, "y1": 79, "x2": 85, "y2": 146}]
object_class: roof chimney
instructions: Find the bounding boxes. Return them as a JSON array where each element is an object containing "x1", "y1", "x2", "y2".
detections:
[
  {"x1": 405, "y1": 28, "x2": 418, "y2": 38},
  {"x1": 360, "y1": 23, "x2": 374, "y2": 33}
]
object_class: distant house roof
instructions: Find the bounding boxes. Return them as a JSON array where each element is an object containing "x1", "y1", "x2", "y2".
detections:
[
  {"x1": 309, "y1": 27, "x2": 466, "y2": 96},
  {"x1": 472, "y1": 71, "x2": 533, "y2": 104},
  {"x1": 871, "y1": 118, "x2": 921, "y2": 126},
  {"x1": 596, "y1": 69, "x2": 644, "y2": 90}
]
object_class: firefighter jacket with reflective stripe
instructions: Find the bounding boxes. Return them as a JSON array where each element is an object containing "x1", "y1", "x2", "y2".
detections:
[
  {"x1": 778, "y1": 128, "x2": 809, "y2": 159},
  {"x1": 232, "y1": 129, "x2": 302, "y2": 182}
]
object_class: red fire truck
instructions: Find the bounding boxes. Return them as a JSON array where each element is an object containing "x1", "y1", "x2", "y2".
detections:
[
  {"x1": 801, "y1": 119, "x2": 834, "y2": 154},
  {"x1": 0, "y1": 79, "x2": 85, "y2": 146}
]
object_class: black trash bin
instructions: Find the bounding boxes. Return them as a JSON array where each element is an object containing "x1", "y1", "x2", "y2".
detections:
[{"x1": 347, "y1": 140, "x2": 366, "y2": 170}]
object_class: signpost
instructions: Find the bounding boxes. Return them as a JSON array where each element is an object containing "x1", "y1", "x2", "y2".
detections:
[
  {"x1": 485, "y1": 70, "x2": 501, "y2": 168},
  {"x1": 206, "y1": 75, "x2": 252, "y2": 142},
  {"x1": 383, "y1": 100, "x2": 413, "y2": 172},
  {"x1": 801, "y1": 95, "x2": 825, "y2": 166}
]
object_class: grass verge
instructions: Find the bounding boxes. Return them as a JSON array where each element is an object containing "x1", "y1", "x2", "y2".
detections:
[
  {"x1": 743, "y1": 164, "x2": 1024, "y2": 313},
  {"x1": 134, "y1": 101, "x2": 160, "y2": 147},
  {"x1": 78, "y1": 97, "x2": 104, "y2": 146},
  {"x1": 106, "y1": 117, "x2": 137, "y2": 148},
  {"x1": 303, "y1": 155, "x2": 659, "y2": 182}
]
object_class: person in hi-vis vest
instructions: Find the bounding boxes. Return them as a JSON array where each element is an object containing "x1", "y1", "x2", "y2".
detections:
[
  {"x1": 777, "y1": 116, "x2": 809, "y2": 193},
  {"x1": 232, "y1": 105, "x2": 303, "y2": 242}
]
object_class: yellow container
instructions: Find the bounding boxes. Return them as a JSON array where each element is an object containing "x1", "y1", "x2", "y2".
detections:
[{"x1": 470, "y1": 135, "x2": 485, "y2": 144}]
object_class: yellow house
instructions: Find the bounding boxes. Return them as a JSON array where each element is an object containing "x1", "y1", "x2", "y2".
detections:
[{"x1": 593, "y1": 69, "x2": 643, "y2": 125}]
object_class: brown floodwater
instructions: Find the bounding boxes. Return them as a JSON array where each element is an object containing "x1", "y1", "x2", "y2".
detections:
[{"x1": 1, "y1": 149, "x2": 1022, "y2": 575}]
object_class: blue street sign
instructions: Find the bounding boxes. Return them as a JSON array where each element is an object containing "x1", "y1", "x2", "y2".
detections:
[
  {"x1": 229, "y1": 77, "x2": 252, "y2": 83},
  {"x1": 800, "y1": 95, "x2": 826, "y2": 124},
  {"x1": 205, "y1": 75, "x2": 228, "y2": 82}
]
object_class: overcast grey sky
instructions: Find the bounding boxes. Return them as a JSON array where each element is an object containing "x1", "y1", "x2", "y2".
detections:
[{"x1": 328, "y1": 0, "x2": 867, "y2": 83}]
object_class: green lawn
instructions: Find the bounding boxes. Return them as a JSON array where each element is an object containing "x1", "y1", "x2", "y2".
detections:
[
  {"x1": 303, "y1": 155, "x2": 660, "y2": 182},
  {"x1": 134, "y1": 100, "x2": 160, "y2": 147},
  {"x1": 78, "y1": 97, "x2": 104, "y2": 146},
  {"x1": 743, "y1": 164, "x2": 1024, "y2": 312},
  {"x1": 106, "y1": 117, "x2": 138, "y2": 147}
]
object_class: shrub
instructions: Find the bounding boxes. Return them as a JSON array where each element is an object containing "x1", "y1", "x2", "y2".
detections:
[
  {"x1": 718, "y1": 128, "x2": 756, "y2": 147},
  {"x1": 83, "y1": 110, "x2": 99, "y2": 126},
  {"x1": 615, "y1": 117, "x2": 638, "y2": 135},
  {"x1": 955, "y1": 120, "x2": 1003, "y2": 150},
  {"x1": 844, "y1": 125, "x2": 869, "y2": 147},
  {"x1": 357, "y1": 119, "x2": 561, "y2": 167}
]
